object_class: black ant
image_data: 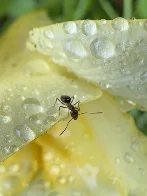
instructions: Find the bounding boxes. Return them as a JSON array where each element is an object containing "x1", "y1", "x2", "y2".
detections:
[{"x1": 53, "y1": 95, "x2": 102, "y2": 135}]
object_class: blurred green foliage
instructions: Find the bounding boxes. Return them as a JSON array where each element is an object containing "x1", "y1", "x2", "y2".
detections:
[{"x1": 0, "y1": 0, "x2": 146, "y2": 135}]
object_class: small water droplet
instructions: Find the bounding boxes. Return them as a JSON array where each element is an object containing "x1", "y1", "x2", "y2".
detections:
[
  {"x1": 139, "y1": 168, "x2": 145, "y2": 175},
  {"x1": 8, "y1": 163, "x2": 20, "y2": 173},
  {"x1": 67, "y1": 175, "x2": 74, "y2": 182},
  {"x1": 14, "y1": 125, "x2": 36, "y2": 142},
  {"x1": 9, "y1": 145, "x2": 19, "y2": 153},
  {"x1": 90, "y1": 37, "x2": 115, "y2": 59},
  {"x1": 144, "y1": 20, "x2": 147, "y2": 31},
  {"x1": 44, "y1": 116, "x2": 56, "y2": 129},
  {"x1": 115, "y1": 158, "x2": 120, "y2": 164},
  {"x1": 22, "y1": 98, "x2": 44, "y2": 117},
  {"x1": 100, "y1": 19, "x2": 106, "y2": 24},
  {"x1": 140, "y1": 71, "x2": 147, "y2": 81},
  {"x1": 43, "y1": 152, "x2": 54, "y2": 161},
  {"x1": 0, "y1": 113, "x2": 11, "y2": 124},
  {"x1": 124, "y1": 152, "x2": 135, "y2": 163},
  {"x1": 57, "y1": 176, "x2": 67, "y2": 185},
  {"x1": 63, "y1": 40, "x2": 87, "y2": 59},
  {"x1": 49, "y1": 165, "x2": 60, "y2": 176},
  {"x1": 82, "y1": 20, "x2": 96, "y2": 35},
  {"x1": 112, "y1": 17, "x2": 129, "y2": 31},
  {"x1": 0, "y1": 176, "x2": 20, "y2": 190},
  {"x1": 63, "y1": 22, "x2": 77, "y2": 34},
  {"x1": 44, "y1": 29, "x2": 54, "y2": 39},
  {"x1": 131, "y1": 142, "x2": 138, "y2": 152}
]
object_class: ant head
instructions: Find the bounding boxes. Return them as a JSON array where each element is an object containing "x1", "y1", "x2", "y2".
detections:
[
  {"x1": 70, "y1": 109, "x2": 78, "y2": 120},
  {"x1": 61, "y1": 95, "x2": 71, "y2": 104}
]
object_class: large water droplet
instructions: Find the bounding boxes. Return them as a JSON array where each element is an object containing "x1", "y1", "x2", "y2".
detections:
[
  {"x1": 14, "y1": 125, "x2": 36, "y2": 142},
  {"x1": 22, "y1": 98, "x2": 44, "y2": 117},
  {"x1": 112, "y1": 17, "x2": 129, "y2": 31},
  {"x1": 63, "y1": 22, "x2": 77, "y2": 34},
  {"x1": 90, "y1": 38, "x2": 115, "y2": 59},
  {"x1": 124, "y1": 152, "x2": 135, "y2": 163},
  {"x1": 63, "y1": 40, "x2": 87, "y2": 59},
  {"x1": 82, "y1": 20, "x2": 96, "y2": 35}
]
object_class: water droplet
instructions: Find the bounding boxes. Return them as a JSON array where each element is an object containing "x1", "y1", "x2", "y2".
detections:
[
  {"x1": 44, "y1": 116, "x2": 56, "y2": 128},
  {"x1": 9, "y1": 145, "x2": 19, "y2": 153},
  {"x1": 67, "y1": 175, "x2": 74, "y2": 182},
  {"x1": 112, "y1": 17, "x2": 129, "y2": 31},
  {"x1": 124, "y1": 152, "x2": 135, "y2": 163},
  {"x1": 14, "y1": 125, "x2": 36, "y2": 142},
  {"x1": 43, "y1": 152, "x2": 54, "y2": 161},
  {"x1": 0, "y1": 176, "x2": 20, "y2": 190},
  {"x1": 131, "y1": 142, "x2": 138, "y2": 152},
  {"x1": 90, "y1": 38, "x2": 115, "y2": 59},
  {"x1": 8, "y1": 163, "x2": 20, "y2": 173},
  {"x1": 0, "y1": 113, "x2": 11, "y2": 124},
  {"x1": 49, "y1": 165, "x2": 60, "y2": 176},
  {"x1": 63, "y1": 40, "x2": 87, "y2": 59},
  {"x1": 4, "y1": 135, "x2": 12, "y2": 143},
  {"x1": 140, "y1": 71, "x2": 147, "y2": 81},
  {"x1": 82, "y1": 20, "x2": 96, "y2": 35},
  {"x1": 139, "y1": 168, "x2": 145, "y2": 175},
  {"x1": 100, "y1": 19, "x2": 106, "y2": 24},
  {"x1": 39, "y1": 37, "x2": 53, "y2": 50},
  {"x1": 29, "y1": 114, "x2": 43, "y2": 125},
  {"x1": 22, "y1": 98, "x2": 44, "y2": 117},
  {"x1": 63, "y1": 22, "x2": 77, "y2": 34},
  {"x1": 144, "y1": 20, "x2": 147, "y2": 31},
  {"x1": 115, "y1": 158, "x2": 120, "y2": 164},
  {"x1": 44, "y1": 29, "x2": 54, "y2": 39},
  {"x1": 57, "y1": 176, "x2": 67, "y2": 185}
]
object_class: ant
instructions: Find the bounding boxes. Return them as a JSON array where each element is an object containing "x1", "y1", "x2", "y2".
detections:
[{"x1": 53, "y1": 95, "x2": 102, "y2": 135}]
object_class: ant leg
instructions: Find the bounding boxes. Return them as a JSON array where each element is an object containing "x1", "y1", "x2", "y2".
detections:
[
  {"x1": 58, "y1": 106, "x2": 67, "y2": 117},
  {"x1": 63, "y1": 109, "x2": 70, "y2": 121},
  {"x1": 70, "y1": 96, "x2": 74, "y2": 104},
  {"x1": 53, "y1": 98, "x2": 65, "y2": 107},
  {"x1": 60, "y1": 118, "x2": 73, "y2": 135},
  {"x1": 73, "y1": 101, "x2": 80, "y2": 111}
]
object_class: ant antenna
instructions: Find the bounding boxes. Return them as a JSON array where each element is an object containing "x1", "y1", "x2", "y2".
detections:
[
  {"x1": 59, "y1": 112, "x2": 103, "y2": 136},
  {"x1": 60, "y1": 118, "x2": 73, "y2": 136},
  {"x1": 79, "y1": 112, "x2": 103, "y2": 115}
]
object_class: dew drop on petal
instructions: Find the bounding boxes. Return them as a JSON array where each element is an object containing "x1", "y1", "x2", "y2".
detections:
[
  {"x1": 112, "y1": 17, "x2": 129, "y2": 31},
  {"x1": 63, "y1": 22, "x2": 77, "y2": 34},
  {"x1": 90, "y1": 38, "x2": 115, "y2": 59},
  {"x1": 14, "y1": 125, "x2": 36, "y2": 142},
  {"x1": 0, "y1": 113, "x2": 11, "y2": 124},
  {"x1": 22, "y1": 98, "x2": 44, "y2": 117},
  {"x1": 63, "y1": 40, "x2": 87, "y2": 59},
  {"x1": 124, "y1": 152, "x2": 135, "y2": 163},
  {"x1": 82, "y1": 20, "x2": 96, "y2": 35}
]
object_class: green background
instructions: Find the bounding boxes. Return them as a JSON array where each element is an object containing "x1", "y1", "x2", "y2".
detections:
[{"x1": 0, "y1": 0, "x2": 147, "y2": 134}]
